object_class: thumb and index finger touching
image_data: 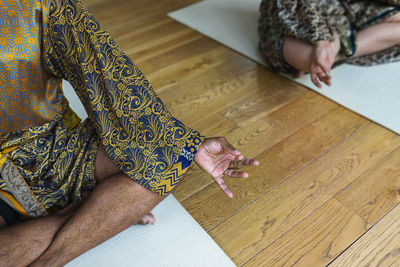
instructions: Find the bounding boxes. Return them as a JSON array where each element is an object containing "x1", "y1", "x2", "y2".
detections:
[{"x1": 218, "y1": 137, "x2": 259, "y2": 166}]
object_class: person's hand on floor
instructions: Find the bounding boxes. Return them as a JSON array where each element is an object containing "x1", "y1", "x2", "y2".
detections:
[
  {"x1": 310, "y1": 40, "x2": 336, "y2": 88},
  {"x1": 194, "y1": 137, "x2": 259, "y2": 198}
]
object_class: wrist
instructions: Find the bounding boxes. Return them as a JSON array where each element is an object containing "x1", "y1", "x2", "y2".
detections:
[{"x1": 316, "y1": 40, "x2": 332, "y2": 48}]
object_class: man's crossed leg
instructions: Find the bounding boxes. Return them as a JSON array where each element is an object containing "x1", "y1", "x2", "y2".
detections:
[{"x1": 0, "y1": 144, "x2": 164, "y2": 266}]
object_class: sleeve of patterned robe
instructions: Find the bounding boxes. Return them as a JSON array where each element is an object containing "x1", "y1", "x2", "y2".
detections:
[
  {"x1": 41, "y1": 0, "x2": 204, "y2": 196},
  {"x1": 273, "y1": 0, "x2": 334, "y2": 44},
  {"x1": 260, "y1": 0, "x2": 355, "y2": 57}
]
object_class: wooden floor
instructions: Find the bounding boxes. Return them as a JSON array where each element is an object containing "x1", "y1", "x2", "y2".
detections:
[{"x1": 84, "y1": 0, "x2": 400, "y2": 265}]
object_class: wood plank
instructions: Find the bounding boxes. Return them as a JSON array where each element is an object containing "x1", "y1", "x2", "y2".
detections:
[
  {"x1": 221, "y1": 76, "x2": 307, "y2": 128},
  {"x1": 244, "y1": 199, "x2": 368, "y2": 267},
  {"x1": 335, "y1": 145, "x2": 400, "y2": 225},
  {"x1": 147, "y1": 46, "x2": 236, "y2": 90},
  {"x1": 135, "y1": 37, "x2": 220, "y2": 75},
  {"x1": 175, "y1": 91, "x2": 338, "y2": 202},
  {"x1": 181, "y1": 107, "x2": 364, "y2": 228},
  {"x1": 157, "y1": 55, "x2": 258, "y2": 123},
  {"x1": 190, "y1": 113, "x2": 238, "y2": 137},
  {"x1": 330, "y1": 204, "x2": 400, "y2": 266},
  {"x1": 208, "y1": 122, "x2": 400, "y2": 265},
  {"x1": 225, "y1": 91, "x2": 338, "y2": 157},
  {"x1": 130, "y1": 31, "x2": 201, "y2": 65},
  {"x1": 119, "y1": 20, "x2": 194, "y2": 56},
  {"x1": 108, "y1": 17, "x2": 172, "y2": 41},
  {"x1": 85, "y1": 0, "x2": 200, "y2": 26},
  {"x1": 84, "y1": 1, "x2": 205, "y2": 69}
]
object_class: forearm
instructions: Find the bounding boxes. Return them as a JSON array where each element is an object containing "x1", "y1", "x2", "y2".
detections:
[{"x1": 0, "y1": 206, "x2": 77, "y2": 266}]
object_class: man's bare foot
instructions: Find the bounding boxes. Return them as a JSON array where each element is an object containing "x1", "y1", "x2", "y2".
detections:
[{"x1": 136, "y1": 212, "x2": 155, "y2": 225}]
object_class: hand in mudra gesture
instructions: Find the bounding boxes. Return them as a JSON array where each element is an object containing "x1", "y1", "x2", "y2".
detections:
[
  {"x1": 310, "y1": 40, "x2": 335, "y2": 88},
  {"x1": 194, "y1": 137, "x2": 259, "y2": 198}
]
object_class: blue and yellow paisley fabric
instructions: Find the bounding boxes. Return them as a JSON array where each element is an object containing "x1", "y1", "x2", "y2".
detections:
[{"x1": 0, "y1": 0, "x2": 203, "y2": 215}]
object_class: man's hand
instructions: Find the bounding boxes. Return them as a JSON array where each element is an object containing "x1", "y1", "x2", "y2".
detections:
[
  {"x1": 194, "y1": 137, "x2": 259, "y2": 198},
  {"x1": 310, "y1": 40, "x2": 336, "y2": 88}
]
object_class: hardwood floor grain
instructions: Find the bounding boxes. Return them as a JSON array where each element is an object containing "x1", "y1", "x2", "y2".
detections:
[
  {"x1": 220, "y1": 75, "x2": 307, "y2": 128},
  {"x1": 181, "y1": 107, "x2": 366, "y2": 230},
  {"x1": 335, "y1": 145, "x2": 400, "y2": 225},
  {"x1": 244, "y1": 199, "x2": 368, "y2": 267},
  {"x1": 134, "y1": 37, "x2": 218, "y2": 74},
  {"x1": 330, "y1": 203, "x2": 400, "y2": 266},
  {"x1": 225, "y1": 92, "x2": 338, "y2": 157},
  {"x1": 147, "y1": 45, "x2": 236, "y2": 90},
  {"x1": 157, "y1": 56, "x2": 258, "y2": 123},
  {"x1": 209, "y1": 122, "x2": 400, "y2": 265}
]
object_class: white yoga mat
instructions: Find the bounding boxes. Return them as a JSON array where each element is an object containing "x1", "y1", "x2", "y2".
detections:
[
  {"x1": 169, "y1": 0, "x2": 400, "y2": 134},
  {"x1": 62, "y1": 82, "x2": 235, "y2": 267}
]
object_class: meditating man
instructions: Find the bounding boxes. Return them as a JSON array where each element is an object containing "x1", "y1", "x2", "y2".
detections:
[
  {"x1": 0, "y1": 0, "x2": 258, "y2": 265},
  {"x1": 259, "y1": 0, "x2": 400, "y2": 88}
]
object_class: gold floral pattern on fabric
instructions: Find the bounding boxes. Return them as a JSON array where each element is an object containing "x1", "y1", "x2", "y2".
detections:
[
  {"x1": 0, "y1": 0, "x2": 68, "y2": 134},
  {"x1": 42, "y1": 0, "x2": 203, "y2": 195},
  {"x1": 0, "y1": 0, "x2": 202, "y2": 216},
  {"x1": 0, "y1": 109, "x2": 99, "y2": 212}
]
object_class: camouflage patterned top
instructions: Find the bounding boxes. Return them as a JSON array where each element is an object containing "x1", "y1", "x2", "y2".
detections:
[{"x1": 259, "y1": 0, "x2": 400, "y2": 75}]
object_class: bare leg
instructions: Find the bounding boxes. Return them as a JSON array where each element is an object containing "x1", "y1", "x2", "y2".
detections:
[
  {"x1": 94, "y1": 144, "x2": 156, "y2": 225},
  {"x1": 0, "y1": 144, "x2": 160, "y2": 266},
  {"x1": 0, "y1": 201, "x2": 81, "y2": 266},
  {"x1": 30, "y1": 174, "x2": 164, "y2": 266},
  {"x1": 354, "y1": 12, "x2": 400, "y2": 57}
]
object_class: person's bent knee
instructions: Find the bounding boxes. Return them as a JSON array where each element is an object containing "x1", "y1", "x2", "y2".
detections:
[
  {"x1": 102, "y1": 174, "x2": 165, "y2": 202},
  {"x1": 282, "y1": 37, "x2": 314, "y2": 73}
]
